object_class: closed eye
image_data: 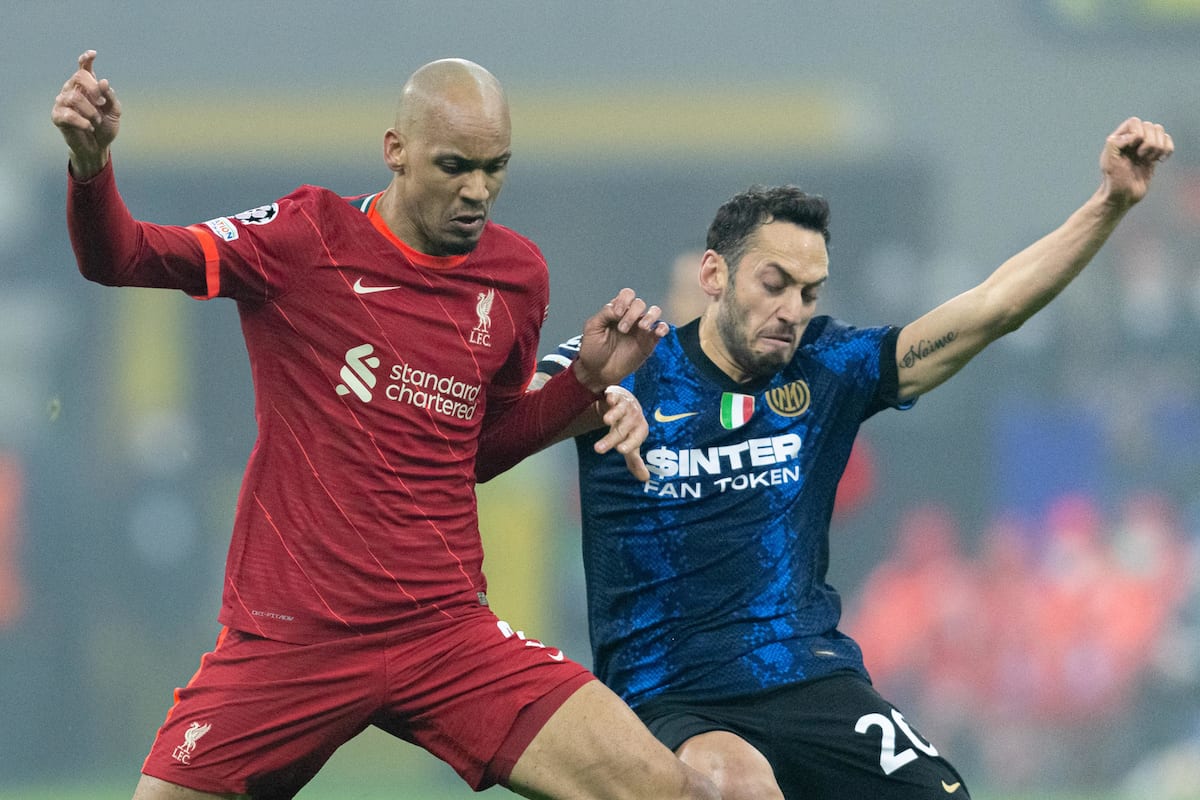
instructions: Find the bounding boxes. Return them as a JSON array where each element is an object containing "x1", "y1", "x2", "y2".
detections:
[
  {"x1": 804, "y1": 276, "x2": 828, "y2": 303},
  {"x1": 437, "y1": 155, "x2": 510, "y2": 176}
]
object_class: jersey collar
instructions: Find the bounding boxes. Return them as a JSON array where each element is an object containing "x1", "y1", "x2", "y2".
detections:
[
  {"x1": 361, "y1": 191, "x2": 471, "y2": 270},
  {"x1": 677, "y1": 319, "x2": 777, "y2": 394}
]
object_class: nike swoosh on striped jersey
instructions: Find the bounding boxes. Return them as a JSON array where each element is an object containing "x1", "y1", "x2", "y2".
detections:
[
  {"x1": 353, "y1": 278, "x2": 401, "y2": 294},
  {"x1": 653, "y1": 408, "x2": 700, "y2": 423}
]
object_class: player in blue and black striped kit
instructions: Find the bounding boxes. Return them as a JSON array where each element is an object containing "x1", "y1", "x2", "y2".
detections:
[{"x1": 535, "y1": 117, "x2": 1172, "y2": 800}]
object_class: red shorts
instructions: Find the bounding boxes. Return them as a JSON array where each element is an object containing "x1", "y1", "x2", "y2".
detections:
[{"x1": 141, "y1": 609, "x2": 593, "y2": 796}]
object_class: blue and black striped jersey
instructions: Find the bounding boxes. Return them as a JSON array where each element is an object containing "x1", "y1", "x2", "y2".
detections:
[{"x1": 542, "y1": 317, "x2": 911, "y2": 707}]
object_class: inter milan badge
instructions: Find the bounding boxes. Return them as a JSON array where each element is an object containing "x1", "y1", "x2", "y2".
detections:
[
  {"x1": 720, "y1": 392, "x2": 755, "y2": 429},
  {"x1": 765, "y1": 379, "x2": 811, "y2": 418}
]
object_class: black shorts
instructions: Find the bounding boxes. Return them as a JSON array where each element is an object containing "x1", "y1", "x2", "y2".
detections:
[{"x1": 635, "y1": 672, "x2": 970, "y2": 800}]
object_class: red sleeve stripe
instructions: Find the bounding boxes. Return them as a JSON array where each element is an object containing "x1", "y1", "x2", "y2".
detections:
[{"x1": 186, "y1": 224, "x2": 221, "y2": 300}]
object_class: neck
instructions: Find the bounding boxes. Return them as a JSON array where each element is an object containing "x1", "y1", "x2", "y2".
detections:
[
  {"x1": 373, "y1": 185, "x2": 415, "y2": 249},
  {"x1": 698, "y1": 310, "x2": 751, "y2": 384}
]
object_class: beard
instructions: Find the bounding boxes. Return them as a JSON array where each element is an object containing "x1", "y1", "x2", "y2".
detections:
[{"x1": 714, "y1": 295, "x2": 794, "y2": 378}]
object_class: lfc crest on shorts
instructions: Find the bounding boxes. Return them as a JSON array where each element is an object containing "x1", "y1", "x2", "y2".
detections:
[{"x1": 172, "y1": 721, "x2": 213, "y2": 765}]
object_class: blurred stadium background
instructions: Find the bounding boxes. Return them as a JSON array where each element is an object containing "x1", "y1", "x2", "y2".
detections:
[{"x1": 3, "y1": 2, "x2": 1198, "y2": 797}]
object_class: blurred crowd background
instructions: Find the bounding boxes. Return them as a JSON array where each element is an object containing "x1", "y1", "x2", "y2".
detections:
[{"x1": 2, "y1": 2, "x2": 1198, "y2": 797}]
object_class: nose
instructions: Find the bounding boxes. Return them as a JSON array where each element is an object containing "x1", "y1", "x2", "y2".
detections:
[
  {"x1": 777, "y1": 290, "x2": 807, "y2": 325},
  {"x1": 460, "y1": 169, "x2": 490, "y2": 204}
]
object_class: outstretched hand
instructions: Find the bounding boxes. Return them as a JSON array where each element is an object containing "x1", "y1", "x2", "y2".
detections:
[
  {"x1": 51, "y1": 50, "x2": 121, "y2": 179},
  {"x1": 1100, "y1": 117, "x2": 1173, "y2": 210},
  {"x1": 591, "y1": 385, "x2": 653, "y2": 482},
  {"x1": 572, "y1": 288, "x2": 668, "y2": 394}
]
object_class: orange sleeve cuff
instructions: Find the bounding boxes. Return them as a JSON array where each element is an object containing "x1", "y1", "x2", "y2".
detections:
[{"x1": 185, "y1": 225, "x2": 221, "y2": 300}]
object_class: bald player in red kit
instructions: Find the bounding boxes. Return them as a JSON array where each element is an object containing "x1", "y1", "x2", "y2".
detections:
[{"x1": 53, "y1": 49, "x2": 719, "y2": 800}]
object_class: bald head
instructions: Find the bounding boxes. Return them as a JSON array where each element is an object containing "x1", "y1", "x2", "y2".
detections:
[
  {"x1": 395, "y1": 58, "x2": 509, "y2": 138},
  {"x1": 378, "y1": 59, "x2": 513, "y2": 256}
]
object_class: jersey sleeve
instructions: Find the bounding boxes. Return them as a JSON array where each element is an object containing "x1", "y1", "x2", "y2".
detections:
[
  {"x1": 475, "y1": 305, "x2": 599, "y2": 482},
  {"x1": 868, "y1": 325, "x2": 911, "y2": 416},
  {"x1": 474, "y1": 363, "x2": 600, "y2": 483},
  {"x1": 804, "y1": 316, "x2": 914, "y2": 419},
  {"x1": 532, "y1": 335, "x2": 583, "y2": 383},
  {"x1": 67, "y1": 160, "x2": 210, "y2": 296},
  {"x1": 185, "y1": 188, "x2": 332, "y2": 303},
  {"x1": 67, "y1": 161, "x2": 320, "y2": 303}
]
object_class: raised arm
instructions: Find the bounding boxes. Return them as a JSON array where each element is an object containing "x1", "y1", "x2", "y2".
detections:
[
  {"x1": 52, "y1": 50, "x2": 217, "y2": 293},
  {"x1": 51, "y1": 50, "x2": 121, "y2": 179},
  {"x1": 895, "y1": 117, "x2": 1173, "y2": 401}
]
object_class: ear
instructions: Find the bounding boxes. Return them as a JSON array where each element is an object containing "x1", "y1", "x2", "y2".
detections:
[
  {"x1": 383, "y1": 128, "x2": 406, "y2": 174},
  {"x1": 698, "y1": 249, "x2": 728, "y2": 299}
]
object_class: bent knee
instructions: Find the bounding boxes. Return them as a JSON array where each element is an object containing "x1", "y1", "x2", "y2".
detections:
[
  {"x1": 717, "y1": 773, "x2": 784, "y2": 800},
  {"x1": 702, "y1": 767, "x2": 782, "y2": 800},
  {"x1": 677, "y1": 730, "x2": 783, "y2": 800},
  {"x1": 684, "y1": 768, "x2": 723, "y2": 800},
  {"x1": 509, "y1": 680, "x2": 719, "y2": 800},
  {"x1": 613, "y1": 742, "x2": 721, "y2": 800}
]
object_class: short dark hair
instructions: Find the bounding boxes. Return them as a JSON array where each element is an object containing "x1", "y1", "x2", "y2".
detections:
[{"x1": 706, "y1": 185, "x2": 830, "y2": 272}]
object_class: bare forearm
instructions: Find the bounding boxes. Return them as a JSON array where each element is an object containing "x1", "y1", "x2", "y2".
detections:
[
  {"x1": 897, "y1": 190, "x2": 1128, "y2": 398},
  {"x1": 68, "y1": 149, "x2": 110, "y2": 181},
  {"x1": 979, "y1": 189, "x2": 1127, "y2": 336},
  {"x1": 896, "y1": 117, "x2": 1169, "y2": 401}
]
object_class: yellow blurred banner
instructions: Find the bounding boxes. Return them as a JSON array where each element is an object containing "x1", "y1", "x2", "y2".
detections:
[{"x1": 121, "y1": 84, "x2": 884, "y2": 164}]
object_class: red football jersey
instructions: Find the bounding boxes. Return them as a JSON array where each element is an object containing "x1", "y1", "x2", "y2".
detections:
[{"x1": 69, "y1": 165, "x2": 591, "y2": 643}]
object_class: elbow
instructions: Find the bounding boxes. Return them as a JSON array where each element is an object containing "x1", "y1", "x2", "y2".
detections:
[
  {"x1": 982, "y1": 279, "x2": 1056, "y2": 340},
  {"x1": 474, "y1": 433, "x2": 512, "y2": 484},
  {"x1": 994, "y1": 299, "x2": 1047, "y2": 339},
  {"x1": 77, "y1": 260, "x2": 121, "y2": 286},
  {"x1": 68, "y1": 213, "x2": 145, "y2": 287},
  {"x1": 994, "y1": 313, "x2": 1026, "y2": 339},
  {"x1": 978, "y1": 293, "x2": 1030, "y2": 340}
]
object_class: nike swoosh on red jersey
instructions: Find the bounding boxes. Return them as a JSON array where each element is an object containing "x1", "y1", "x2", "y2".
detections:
[{"x1": 353, "y1": 278, "x2": 401, "y2": 294}]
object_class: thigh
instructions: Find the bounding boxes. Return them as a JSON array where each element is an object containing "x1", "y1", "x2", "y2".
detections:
[
  {"x1": 638, "y1": 694, "x2": 783, "y2": 800},
  {"x1": 638, "y1": 674, "x2": 971, "y2": 800},
  {"x1": 374, "y1": 612, "x2": 595, "y2": 791},
  {"x1": 676, "y1": 730, "x2": 784, "y2": 800},
  {"x1": 132, "y1": 773, "x2": 246, "y2": 799},
  {"x1": 507, "y1": 680, "x2": 718, "y2": 800},
  {"x1": 142, "y1": 629, "x2": 378, "y2": 798}
]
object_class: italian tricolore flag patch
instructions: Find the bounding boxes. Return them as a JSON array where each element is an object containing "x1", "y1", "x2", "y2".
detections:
[{"x1": 720, "y1": 392, "x2": 755, "y2": 429}]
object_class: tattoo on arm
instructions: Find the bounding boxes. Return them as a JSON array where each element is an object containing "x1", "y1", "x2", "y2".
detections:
[{"x1": 900, "y1": 331, "x2": 958, "y2": 369}]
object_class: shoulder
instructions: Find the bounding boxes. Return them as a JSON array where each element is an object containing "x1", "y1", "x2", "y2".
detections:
[
  {"x1": 269, "y1": 185, "x2": 385, "y2": 219},
  {"x1": 800, "y1": 315, "x2": 896, "y2": 350},
  {"x1": 654, "y1": 324, "x2": 684, "y2": 357},
  {"x1": 799, "y1": 315, "x2": 836, "y2": 344},
  {"x1": 213, "y1": 186, "x2": 371, "y2": 245},
  {"x1": 798, "y1": 315, "x2": 903, "y2": 389},
  {"x1": 481, "y1": 222, "x2": 547, "y2": 265},
  {"x1": 229, "y1": 185, "x2": 357, "y2": 222},
  {"x1": 294, "y1": 184, "x2": 374, "y2": 212},
  {"x1": 637, "y1": 326, "x2": 687, "y2": 380},
  {"x1": 279, "y1": 184, "x2": 339, "y2": 204}
]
